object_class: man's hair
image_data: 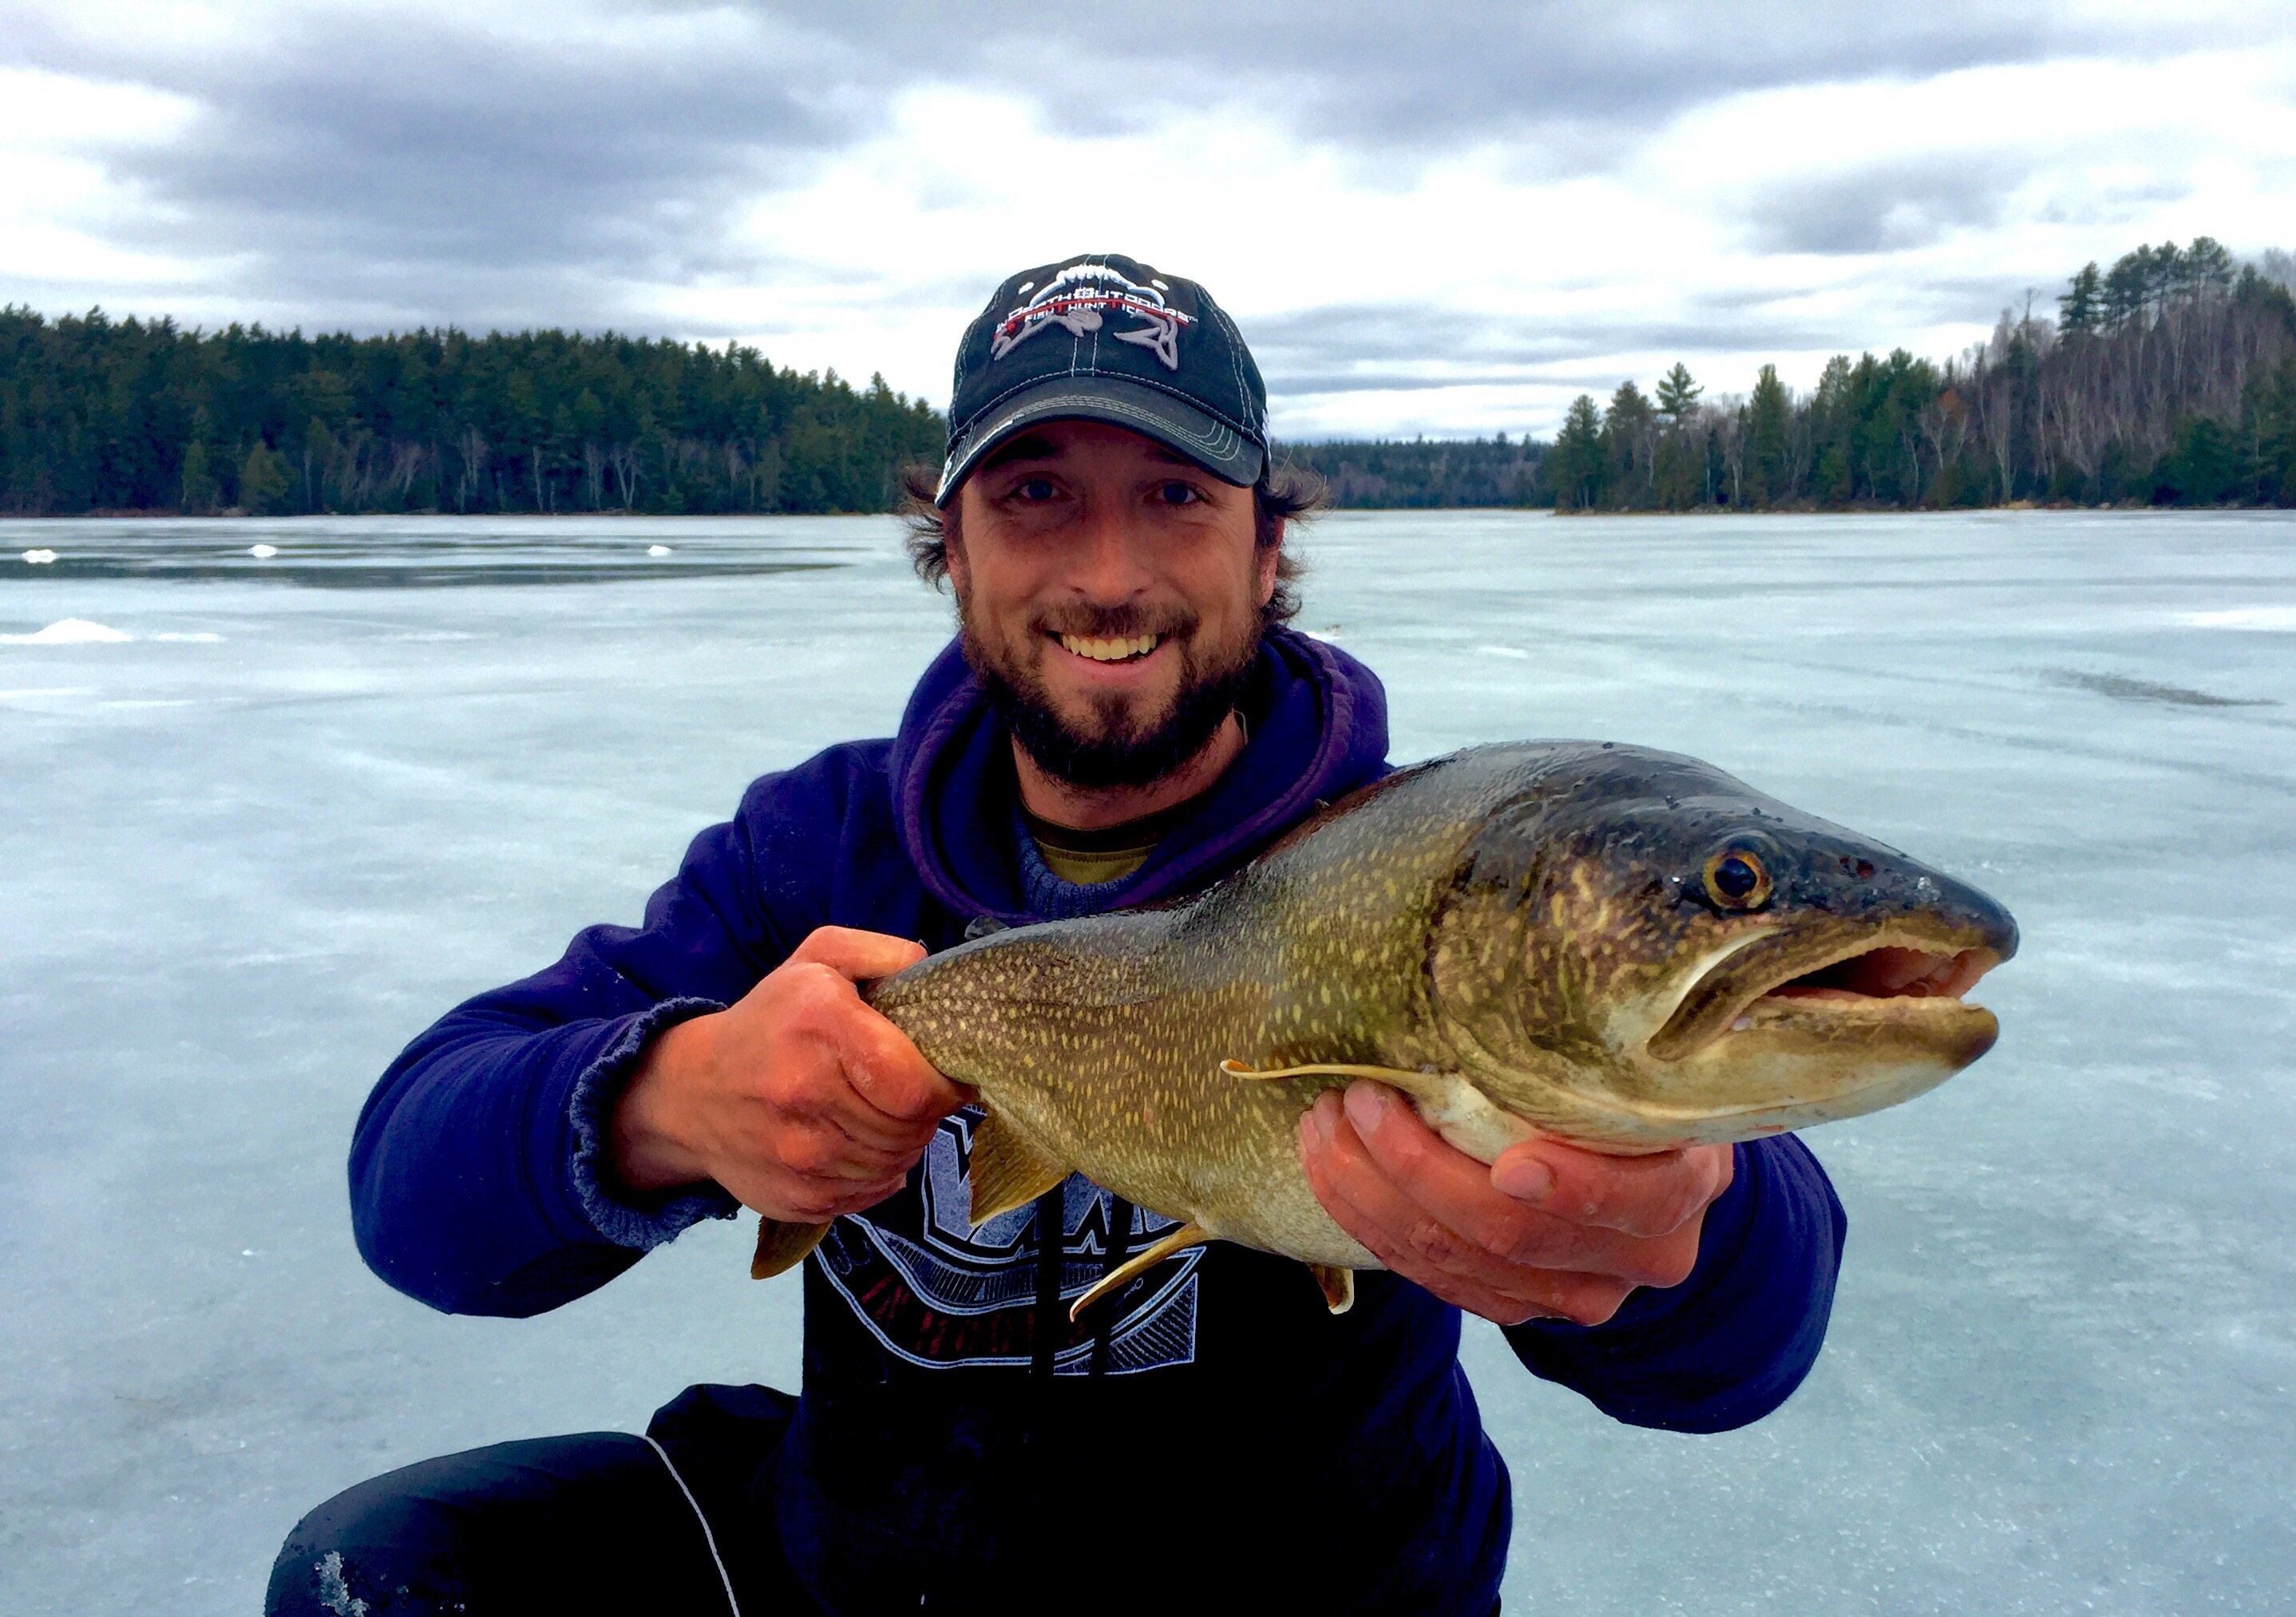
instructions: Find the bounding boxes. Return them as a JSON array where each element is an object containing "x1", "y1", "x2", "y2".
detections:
[{"x1": 898, "y1": 457, "x2": 1326, "y2": 627}]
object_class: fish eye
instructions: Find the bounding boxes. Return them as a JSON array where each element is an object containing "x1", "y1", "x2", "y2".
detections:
[{"x1": 1701, "y1": 849, "x2": 1772, "y2": 911}]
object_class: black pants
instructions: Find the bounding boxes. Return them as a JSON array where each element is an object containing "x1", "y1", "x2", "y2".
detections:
[
  {"x1": 267, "y1": 1383, "x2": 819, "y2": 1616},
  {"x1": 271, "y1": 1382, "x2": 1507, "y2": 1615}
]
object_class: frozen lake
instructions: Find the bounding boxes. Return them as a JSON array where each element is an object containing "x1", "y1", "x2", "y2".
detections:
[{"x1": 3, "y1": 508, "x2": 2292, "y2": 1613}]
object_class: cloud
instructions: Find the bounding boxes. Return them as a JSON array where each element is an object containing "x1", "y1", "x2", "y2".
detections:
[
  {"x1": 10, "y1": 3, "x2": 864, "y2": 329},
  {"x1": 1, "y1": 0, "x2": 2290, "y2": 435},
  {"x1": 1748, "y1": 157, "x2": 2031, "y2": 255}
]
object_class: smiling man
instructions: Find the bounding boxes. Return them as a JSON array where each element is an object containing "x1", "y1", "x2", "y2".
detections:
[{"x1": 274, "y1": 253, "x2": 1847, "y2": 1617}]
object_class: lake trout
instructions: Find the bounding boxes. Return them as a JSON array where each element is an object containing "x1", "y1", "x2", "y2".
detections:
[{"x1": 749, "y1": 741, "x2": 2017, "y2": 1316}]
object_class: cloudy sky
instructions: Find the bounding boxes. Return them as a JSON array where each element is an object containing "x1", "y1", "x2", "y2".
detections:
[{"x1": 3, "y1": 0, "x2": 2290, "y2": 438}]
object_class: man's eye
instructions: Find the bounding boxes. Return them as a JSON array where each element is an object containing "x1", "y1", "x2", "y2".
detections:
[
  {"x1": 1014, "y1": 477, "x2": 1056, "y2": 501},
  {"x1": 1158, "y1": 481, "x2": 1201, "y2": 505}
]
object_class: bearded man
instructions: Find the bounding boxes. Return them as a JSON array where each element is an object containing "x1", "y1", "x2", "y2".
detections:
[{"x1": 271, "y1": 253, "x2": 1845, "y2": 1617}]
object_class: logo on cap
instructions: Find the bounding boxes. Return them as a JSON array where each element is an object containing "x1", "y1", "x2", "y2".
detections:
[{"x1": 988, "y1": 262, "x2": 1196, "y2": 371}]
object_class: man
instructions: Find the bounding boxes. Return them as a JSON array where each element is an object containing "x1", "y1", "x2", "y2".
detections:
[{"x1": 273, "y1": 253, "x2": 1845, "y2": 1616}]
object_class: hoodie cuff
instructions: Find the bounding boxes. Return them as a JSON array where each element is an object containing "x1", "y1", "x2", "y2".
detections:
[
  {"x1": 1502, "y1": 1135, "x2": 1844, "y2": 1432},
  {"x1": 567, "y1": 996, "x2": 739, "y2": 1249}
]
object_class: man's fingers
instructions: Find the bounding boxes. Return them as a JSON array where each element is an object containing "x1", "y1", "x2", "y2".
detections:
[
  {"x1": 835, "y1": 1007, "x2": 970, "y2": 1125},
  {"x1": 820, "y1": 1109, "x2": 935, "y2": 1171},
  {"x1": 771, "y1": 1117, "x2": 912, "y2": 1182},
  {"x1": 1304, "y1": 1089, "x2": 1602, "y2": 1309},
  {"x1": 775, "y1": 929, "x2": 968, "y2": 1125},
  {"x1": 1300, "y1": 1099, "x2": 1628, "y2": 1326},
  {"x1": 1335, "y1": 1083, "x2": 1701, "y2": 1288},
  {"x1": 1490, "y1": 1136, "x2": 1735, "y2": 1239},
  {"x1": 787, "y1": 924, "x2": 929, "y2": 985},
  {"x1": 726, "y1": 1164, "x2": 912, "y2": 1224}
]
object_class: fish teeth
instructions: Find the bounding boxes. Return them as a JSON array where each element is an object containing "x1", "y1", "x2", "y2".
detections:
[{"x1": 1059, "y1": 633, "x2": 1160, "y2": 662}]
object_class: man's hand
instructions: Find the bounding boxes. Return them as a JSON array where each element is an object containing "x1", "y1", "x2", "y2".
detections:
[
  {"x1": 610, "y1": 927, "x2": 969, "y2": 1223},
  {"x1": 1297, "y1": 1081, "x2": 1733, "y2": 1327}
]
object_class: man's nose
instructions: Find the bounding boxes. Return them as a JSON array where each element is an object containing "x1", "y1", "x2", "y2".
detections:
[{"x1": 1060, "y1": 501, "x2": 1154, "y2": 601}]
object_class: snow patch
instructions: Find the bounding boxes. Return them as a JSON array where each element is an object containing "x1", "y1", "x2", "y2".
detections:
[
  {"x1": 247, "y1": 543, "x2": 279, "y2": 559},
  {"x1": 2179, "y1": 606, "x2": 2296, "y2": 631},
  {"x1": 1477, "y1": 644, "x2": 1531, "y2": 659},
  {"x1": 314, "y1": 1551, "x2": 369, "y2": 1616},
  {"x1": 22, "y1": 548, "x2": 57, "y2": 564},
  {"x1": 153, "y1": 631, "x2": 225, "y2": 642},
  {"x1": 1, "y1": 618, "x2": 132, "y2": 644},
  {"x1": 647, "y1": 544, "x2": 672, "y2": 556}
]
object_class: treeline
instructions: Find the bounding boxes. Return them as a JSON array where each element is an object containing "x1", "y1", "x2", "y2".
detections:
[
  {"x1": 0, "y1": 310, "x2": 944, "y2": 516},
  {"x1": 1549, "y1": 239, "x2": 2296, "y2": 512},
  {"x1": 1275, "y1": 435, "x2": 1546, "y2": 508}
]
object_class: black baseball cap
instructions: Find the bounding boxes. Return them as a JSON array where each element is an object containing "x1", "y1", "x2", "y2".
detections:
[{"x1": 933, "y1": 251, "x2": 1270, "y2": 506}]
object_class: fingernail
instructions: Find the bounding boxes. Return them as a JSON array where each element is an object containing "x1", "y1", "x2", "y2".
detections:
[
  {"x1": 1343, "y1": 1082, "x2": 1386, "y2": 1136},
  {"x1": 1298, "y1": 1103, "x2": 1328, "y2": 1149},
  {"x1": 1493, "y1": 1158, "x2": 1554, "y2": 1203}
]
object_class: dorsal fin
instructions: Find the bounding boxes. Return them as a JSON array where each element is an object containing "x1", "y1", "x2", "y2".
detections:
[{"x1": 968, "y1": 1109, "x2": 1073, "y2": 1227}]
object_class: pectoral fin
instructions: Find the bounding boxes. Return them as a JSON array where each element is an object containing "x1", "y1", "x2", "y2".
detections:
[
  {"x1": 968, "y1": 1111, "x2": 1073, "y2": 1227},
  {"x1": 1223, "y1": 1058, "x2": 1537, "y2": 1164},
  {"x1": 1067, "y1": 1221, "x2": 1209, "y2": 1323},
  {"x1": 1221, "y1": 1058, "x2": 1454, "y2": 1111},
  {"x1": 750, "y1": 1218, "x2": 829, "y2": 1279},
  {"x1": 1308, "y1": 1263, "x2": 1356, "y2": 1314}
]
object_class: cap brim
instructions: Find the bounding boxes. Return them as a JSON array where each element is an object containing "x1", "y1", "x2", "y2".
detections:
[{"x1": 934, "y1": 376, "x2": 1265, "y2": 506}]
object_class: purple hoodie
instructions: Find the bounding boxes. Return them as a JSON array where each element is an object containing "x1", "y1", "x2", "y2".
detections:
[{"x1": 350, "y1": 627, "x2": 1846, "y2": 1615}]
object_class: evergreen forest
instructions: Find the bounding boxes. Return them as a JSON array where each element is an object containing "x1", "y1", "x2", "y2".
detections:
[
  {"x1": 1544, "y1": 240, "x2": 2296, "y2": 512},
  {"x1": 1276, "y1": 435, "x2": 1546, "y2": 508},
  {"x1": 3, "y1": 238, "x2": 2290, "y2": 517},
  {"x1": 0, "y1": 314, "x2": 943, "y2": 517}
]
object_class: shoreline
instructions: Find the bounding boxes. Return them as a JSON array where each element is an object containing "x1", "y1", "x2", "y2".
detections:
[{"x1": 10, "y1": 499, "x2": 2288, "y2": 522}]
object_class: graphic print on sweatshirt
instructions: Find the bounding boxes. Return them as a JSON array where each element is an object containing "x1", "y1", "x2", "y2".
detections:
[{"x1": 815, "y1": 1107, "x2": 1202, "y2": 1374}]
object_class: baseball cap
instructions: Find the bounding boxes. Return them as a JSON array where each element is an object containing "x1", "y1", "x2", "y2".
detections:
[{"x1": 933, "y1": 251, "x2": 1269, "y2": 505}]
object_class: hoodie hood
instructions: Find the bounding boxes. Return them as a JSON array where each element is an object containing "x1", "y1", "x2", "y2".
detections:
[{"x1": 890, "y1": 626, "x2": 1390, "y2": 927}]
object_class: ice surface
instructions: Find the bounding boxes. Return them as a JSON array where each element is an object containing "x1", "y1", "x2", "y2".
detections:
[
  {"x1": 2, "y1": 616, "x2": 133, "y2": 643},
  {"x1": 2, "y1": 509, "x2": 2292, "y2": 1614}
]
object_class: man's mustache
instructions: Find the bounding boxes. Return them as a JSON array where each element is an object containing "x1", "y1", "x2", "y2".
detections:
[{"x1": 1034, "y1": 607, "x2": 1197, "y2": 640}]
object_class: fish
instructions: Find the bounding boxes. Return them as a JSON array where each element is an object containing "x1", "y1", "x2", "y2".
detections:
[{"x1": 749, "y1": 741, "x2": 2017, "y2": 1318}]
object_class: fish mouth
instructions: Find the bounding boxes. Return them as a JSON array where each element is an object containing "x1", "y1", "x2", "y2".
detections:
[{"x1": 1647, "y1": 925, "x2": 2008, "y2": 1063}]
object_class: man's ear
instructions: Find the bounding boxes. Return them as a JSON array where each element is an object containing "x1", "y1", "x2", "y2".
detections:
[
  {"x1": 1255, "y1": 519, "x2": 1282, "y2": 607},
  {"x1": 943, "y1": 502, "x2": 970, "y2": 599}
]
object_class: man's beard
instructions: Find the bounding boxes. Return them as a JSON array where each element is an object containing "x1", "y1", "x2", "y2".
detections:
[{"x1": 961, "y1": 604, "x2": 1261, "y2": 791}]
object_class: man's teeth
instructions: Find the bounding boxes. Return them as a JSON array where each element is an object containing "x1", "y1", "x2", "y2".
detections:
[{"x1": 1059, "y1": 633, "x2": 1160, "y2": 662}]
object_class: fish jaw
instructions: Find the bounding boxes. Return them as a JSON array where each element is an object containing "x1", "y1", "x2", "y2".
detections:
[{"x1": 1562, "y1": 920, "x2": 2011, "y2": 1149}]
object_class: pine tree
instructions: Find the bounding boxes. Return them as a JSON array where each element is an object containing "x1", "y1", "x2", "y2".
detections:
[
  {"x1": 2102, "y1": 251, "x2": 2150, "y2": 330},
  {"x1": 1601, "y1": 381, "x2": 1657, "y2": 507},
  {"x1": 1748, "y1": 365, "x2": 1791, "y2": 504},
  {"x1": 238, "y1": 439, "x2": 291, "y2": 515},
  {"x1": 2183, "y1": 236, "x2": 2234, "y2": 295},
  {"x1": 2058, "y1": 263, "x2": 2102, "y2": 336},
  {"x1": 1549, "y1": 394, "x2": 1605, "y2": 512},
  {"x1": 180, "y1": 407, "x2": 216, "y2": 513},
  {"x1": 1655, "y1": 362, "x2": 1702, "y2": 422}
]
